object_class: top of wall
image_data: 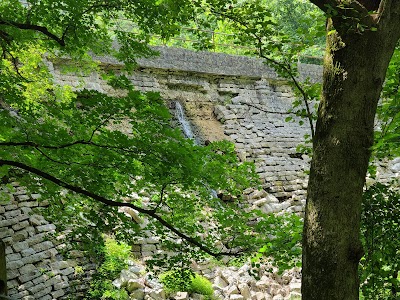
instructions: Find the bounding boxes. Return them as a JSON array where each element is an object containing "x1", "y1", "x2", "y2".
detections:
[{"x1": 95, "y1": 46, "x2": 323, "y2": 81}]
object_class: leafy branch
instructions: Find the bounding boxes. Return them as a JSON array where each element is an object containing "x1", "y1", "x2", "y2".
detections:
[
  {"x1": 0, "y1": 19, "x2": 65, "y2": 46},
  {"x1": 200, "y1": 1, "x2": 316, "y2": 139},
  {"x1": 0, "y1": 158, "x2": 243, "y2": 258}
]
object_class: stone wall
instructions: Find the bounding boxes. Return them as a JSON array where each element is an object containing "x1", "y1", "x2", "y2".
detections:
[
  {"x1": 53, "y1": 46, "x2": 324, "y2": 208},
  {"x1": 2, "y1": 46, "x2": 399, "y2": 299},
  {"x1": 0, "y1": 183, "x2": 95, "y2": 300}
]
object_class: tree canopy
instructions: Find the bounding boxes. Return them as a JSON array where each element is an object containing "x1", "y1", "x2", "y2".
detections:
[
  {"x1": 1, "y1": 0, "x2": 400, "y2": 299},
  {"x1": 0, "y1": 0, "x2": 302, "y2": 270}
]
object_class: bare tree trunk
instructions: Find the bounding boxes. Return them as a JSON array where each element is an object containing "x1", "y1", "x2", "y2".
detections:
[{"x1": 301, "y1": 15, "x2": 399, "y2": 300}]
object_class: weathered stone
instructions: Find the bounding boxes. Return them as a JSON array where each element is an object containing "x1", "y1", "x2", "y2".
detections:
[
  {"x1": 4, "y1": 204, "x2": 18, "y2": 211},
  {"x1": 253, "y1": 198, "x2": 268, "y2": 206},
  {"x1": 288, "y1": 291, "x2": 302, "y2": 299},
  {"x1": 12, "y1": 229, "x2": 29, "y2": 243},
  {"x1": 21, "y1": 250, "x2": 51, "y2": 265},
  {"x1": 191, "y1": 294, "x2": 205, "y2": 300},
  {"x1": 6, "y1": 253, "x2": 21, "y2": 263},
  {"x1": 0, "y1": 218, "x2": 19, "y2": 227},
  {"x1": 289, "y1": 282, "x2": 301, "y2": 293},
  {"x1": 53, "y1": 280, "x2": 69, "y2": 290},
  {"x1": 141, "y1": 244, "x2": 157, "y2": 252},
  {"x1": 18, "y1": 271, "x2": 40, "y2": 284},
  {"x1": 52, "y1": 289, "x2": 65, "y2": 298},
  {"x1": 33, "y1": 285, "x2": 52, "y2": 298},
  {"x1": 238, "y1": 283, "x2": 251, "y2": 299},
  {"x1": 17, "y1": 195, "x2": 30, "y2": 201},
  {"x1": 148, "y1": 288, "x2": 166, "y2": 300},
  {"x1": 12, "y1": 241, "x2": 29, "y2": 252},
  {"x1": 36, "y1": 224, "x2": 56, "y2": 233},
  {"x1": 227, "y1": 285, "x2": 240, "y2": 295},
  {"x1": 0, "y1": 229, "x2": 13, "y2": 240},
  {"x1": 7, "y1": 259, "x2": 24, "y2": 269},
  {"x1": 21, "y1": 248, "x2": 36, "y2": 257},
  {"x1": 126, "y1": 279, "x2": 145, "y2": 292},
  {"x1": 213, "y1": 276, "x2": 228, "y2": 289},
  {"x1": 172, "y1": 292, "x2": 189, "y2": 300},
  {"x1": 51, "y1": 261, "x2": 69, "y2": 270},
  {"x1": 32, "y1": 241, "x2": 54, "y2": 253},
  {"x1": 60, "y1": 267, "x2": 74, "y2": 276},
  {"x1": 130, "y1": 288, "x2": 145, "y2": 300},
  {"x1": 7, "y1": 269, "x2": 19, "y2": 280},
  {"x1": 29, "y1": 215, "x2": 46, "y2": 226}
]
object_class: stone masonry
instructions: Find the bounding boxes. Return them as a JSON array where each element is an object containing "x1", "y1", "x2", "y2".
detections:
[
  {"x1": 52, "y1": 46, "x2": 324, "y2": 207},
  {"x1": 1, "y1": 46, "x2": 399, "y2": 299},
  {"x1": 0, "y1": 183, "x2": 95, "y2": 300}
]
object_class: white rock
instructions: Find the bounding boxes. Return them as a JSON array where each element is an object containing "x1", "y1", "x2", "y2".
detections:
[
  {"x1": 250, "y1": 190, "x2": 268, "y2": 199},
  {"x1": 253, "y1": 198, "x2": 268, "y2": 206},
  {"x1": 266, "y1": 194, "x2": 279, "y2": 203},
  {"x1": 390, "y1": 163, "x2": 400, "y2": 172},
  {"x1": 127, "y1": 279, "x2": 145, "y2": 293},
  {"x1": 255, "y1": 276, "x2": 270, "y2": 290},
  {"x1": 289, "y1": 282, "x2": 301, "y2": 293},
  {"x1": 112, "y1": 278, "x2": 123, "y2": 289},
  {"x1": 280, "y1": 274, "x2": 291, "y2": 285},
  {"x1": 254, "y1": 291, "x2": 266, "y2": 300},
  {"x1": 261, "y1": 204, "x2": 273, "y2": 214},
  {"x1": 288, "y1": 291, "x2": 302, "y2": 299},
  {"x1": 230, "y1": 295, "x2": 244, "y2": 300},
  {"x1": 173, "y1": 291, "x2": 189, "y2": 300},
  {"x1": 128, "y1": 265, "x2": 145, "y2": 275},
  {"x1": 148, "y1": 288, "x2": 166, "y2": 300},
  {"x1": 238, "y1": 283, "x2": 251, "y2": 299},
  {"x1": 268, "y1": 283, "x2": 281, "y2": 296},
  {"x1": 145, "y1": 277, "x2": 162, "y2": 289},
  {"x1": 120, "y1": 269, "x2": 138, "y2": 284},
  {"x1": 227, "y1": 285, "x2": 240, "y2": 295},
  {"x1": 238, "y1": 264, "x2": 250, "y2": 275},
  {"x1": 214, "y1": 276, "x2": 228, "y2": 288},
  {"x1": 130, "y1": 288, "x2": 145, "y2": 300}
]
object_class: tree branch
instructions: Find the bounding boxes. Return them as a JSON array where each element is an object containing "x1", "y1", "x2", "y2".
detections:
[
  {"x1": 206, "y1": 7, "x2": 315, "y2": 139},
  {"x1": 0, "y1": 20, "x2": 65, "y2": 46},
  {"x1": 0, "y1": 159, "x2": 240, "y2": 257},
  {"x1": 308, "y1": 0, "x2": 338, "y2": 13},
  {"x1": 0, "y1": 140, "x2": 89, "y2": 149}
]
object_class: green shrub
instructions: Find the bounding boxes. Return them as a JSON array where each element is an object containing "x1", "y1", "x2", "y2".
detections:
[
  {"x1": 160, "y1": 269, "x2": 193, "y2": 294},
  {"x1": 86, "y1": 237, "x2": 131, "y2": 300},
  {"x1": 190, "y1": 274, "x2": 214, "y2": 296},
  {"x1": 159, "y1": 269, "x2": 214, "y2": 298}
]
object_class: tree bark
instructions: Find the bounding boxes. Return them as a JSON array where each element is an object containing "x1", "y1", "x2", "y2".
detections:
[
  {"x1": 302, "y1": 1, "x2": 400, "y2": 299},
  {"x1": 0, "y1": 239, "x2": 6, "y2": 296}
]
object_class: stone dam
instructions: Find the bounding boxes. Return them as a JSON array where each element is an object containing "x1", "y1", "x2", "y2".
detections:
[{"x1": 1, "y1": 46, "x2": 399, "y2": 300}]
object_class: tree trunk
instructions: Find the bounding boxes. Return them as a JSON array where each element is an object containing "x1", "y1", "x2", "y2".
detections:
[
  {"x1": 0, "y1": 239, "x2": 6, "y2": 296},
  {"x1": 302, "y1": 17, "x2": 399, "y2": 300}
]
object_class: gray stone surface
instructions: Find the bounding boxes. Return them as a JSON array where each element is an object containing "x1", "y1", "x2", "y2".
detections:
[{"x1": 2, "y1": 46, "x2": 399, "y2": 300}]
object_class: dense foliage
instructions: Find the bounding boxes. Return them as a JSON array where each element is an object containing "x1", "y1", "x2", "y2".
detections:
[
  {"x1": 0, "y1": 0, "x2": 305, "y2": 271},
  {"x1": 160, "y1": 269, "x2": 215, "y2": 298},
  {"x1": 360, "y1": 183, "x2": 400, "y2": 300},
  {"x1": 373, "y1": 44, "x2": 400, "y2": 160},
  {"x1": 86, "y1": 238, "x2": 131, "y2": 300},
  {"x1": 1, "y1": 1, "x2": 400, "y2": 299}
]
